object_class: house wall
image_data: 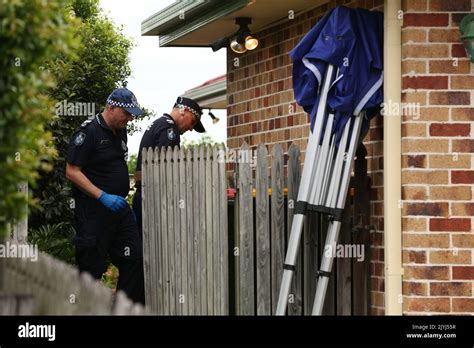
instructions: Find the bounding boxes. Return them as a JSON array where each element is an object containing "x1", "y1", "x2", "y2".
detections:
[
  {"x1": 226, "y1": 0, "x2": 385, "y2": 314},
  {"x1": 401, "y1": 0, "x2": 474, "y2": 314}
]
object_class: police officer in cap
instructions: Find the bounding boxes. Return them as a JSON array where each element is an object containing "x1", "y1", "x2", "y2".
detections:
[
  {"x1": 132, "y1": 97, "x2": 205, "y2": 235},
  {"x1": 66, "y1": 88, "x2": 145, "y2": 304}
]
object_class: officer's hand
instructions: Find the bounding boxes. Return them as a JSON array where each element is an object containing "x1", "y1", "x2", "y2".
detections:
[{"x1": 98, "y1": 191, "x2": 127, "y2": 212}]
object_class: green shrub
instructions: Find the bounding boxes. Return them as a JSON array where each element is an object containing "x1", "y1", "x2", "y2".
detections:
[
  {"x1": 28, "y1": 222, "x2": 76, "y2": 265},
  {"x1": 0, "y1": 0, "x2": 80, "y2": 239}
]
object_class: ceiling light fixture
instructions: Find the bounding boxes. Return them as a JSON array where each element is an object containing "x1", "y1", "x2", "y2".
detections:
[
  {"x1": 208, "y1": 110, "x2": 220, "y2": 124},
  {"x1": 211, "y1": 17, "x2": 259, "y2": 54},
  {"x1": 230, "y1": 17, "x2": 259, "y2": 54}
]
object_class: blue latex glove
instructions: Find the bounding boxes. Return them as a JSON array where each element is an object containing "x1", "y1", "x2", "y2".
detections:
[{"x1": 98, "y1": 191, "x2": 127, "y2": 212}]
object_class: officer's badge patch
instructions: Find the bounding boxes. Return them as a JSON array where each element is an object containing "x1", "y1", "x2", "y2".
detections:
[
  {"x1": 81, "y1": 119, "x2": 92, "y2": 128},
  {"x1": 121, "y1": 140, "x2": 127, "y2": 151},
  {"x1": 167, "y1": 128, "x2": 176, "y2": 141},
  {"x1": 74, "y1": 132, "x2": 86, "y2": 146}
]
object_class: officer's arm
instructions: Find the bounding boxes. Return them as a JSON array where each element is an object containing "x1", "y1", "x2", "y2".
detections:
[{"x1": 65, "y1": 163, "x2": 102, "y2": 199}]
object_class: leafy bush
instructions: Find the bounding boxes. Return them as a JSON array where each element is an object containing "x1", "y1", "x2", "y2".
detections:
[
  {"x1": 28, "y1": 223, "x2": 76, "y2": 265},
  {"x1": 0, "y1": 0, "x2": 80, "y2": 239}
]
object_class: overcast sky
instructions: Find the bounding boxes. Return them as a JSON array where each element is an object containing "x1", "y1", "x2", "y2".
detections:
[{"x1": 99, "y1": 0, "x2": 227, "y2": 155}]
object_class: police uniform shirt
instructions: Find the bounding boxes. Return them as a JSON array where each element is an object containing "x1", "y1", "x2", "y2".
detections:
[
  {"x1": 136, "y1": 113, "x2": 180, "y2": 172},
  {"x1": 67, "y1": 114, "x2": 130, "y2": 198}
]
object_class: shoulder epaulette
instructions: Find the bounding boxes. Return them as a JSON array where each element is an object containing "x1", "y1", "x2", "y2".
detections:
[{"x1": 80, "y1": 119, "x2": 93, "y2": 128}]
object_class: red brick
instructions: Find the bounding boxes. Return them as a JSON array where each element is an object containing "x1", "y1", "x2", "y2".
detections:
[
  {"x1": 402, "y1": 0, "x2": 427, "y2": 11},
  {"x1": 429, "y1": 123, "x2": 470, "y2": 136},
  {"x1": 451, "y1": 76, "x2": 474, "y2": 89},
  {"x1": 404, "y1": 297, "x2": 450, "y2": 313},
  {"x1": 429, "y1": 154, "x2": 471, "y2": 169},
  {"x1": 404, "y1": 45, "x2": 449, "y2": 59},
  {"x1": 404, "y1": 234, "x2": 449, "y2": 248},
  {"x1": 404, "y1": 14, "x2": 449, "y2": 27},
  {"x1": 402, "y1": 29, "x2": 427, "y2": 43},
  {"x1": 452, "y1": 44, "x2": 467, "y2": 58},
  {"x1": 405, "y1": 203, "x2": 448, "y2": 217},
  {"x1": 452, "y1": 171, "x2": 474, "y2": 184},
  {"x1": 453, "y1": 267, "x2": 474, "y2": 280},
  {"x1": 402, "y1": 76, "x2": 447, "y2": 90},
  {"x1": 407, "y1": 155, "x2": 426, "y2": 168},
  {"x1": 430, "y1": 250, "x2": 471, "y2": 264},
  {"x1": 405, "y1": 266, "x2": 449, "y2": 280},
  {"x1": 453, "y1": 299, "x2": 474, "y2": 312},
  {"x1": 428, "y1": 29, "x2": 461, "y2": 43},
  {"x1": 429, "y1": 92, "x2": 470, "y2": 105},
  {"x1": 430, "y1": 218, "x2": 471, "y2": 232},
  {"x1": 452, "y1": 140, "x2": 474, "y2": 153},
  {"x1": 430, "y1": 0, "x2": 471, "y2": 11},
  {"x1": 430, "y1": 282, "x2": 472, "y2": 296},
  {"x1": 403, "y1": 281, "x2": 427, "y2": 296},
  {"x1": 452, "y1": 234, "x2": 474, "y2": 249},
  {"x1": 430, "y1": 186, "x2": 471, "y2": 201},
  {"x1": 403, "y1": 250, "x2": 427, "y2": 264},
  {"x1": 402, "y1": 186, "x2": 427, "y2": 200},
  {"x1": 402, "y1": 217, "x2": 427, "y2": 232},
  {"x1": 451, "y1": 203, "x2": 474, "y2": 217},
  {"x1": 402, "y1": 170, "x2": 449, "y2": 185},
  {"x1": 452, "y1": 108, "x2": 474, "y2": 121},
  {"x1": 429, "y1": 60, "x2": 471, "y2": 74}
]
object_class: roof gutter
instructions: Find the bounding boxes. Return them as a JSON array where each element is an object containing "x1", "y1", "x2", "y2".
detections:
[
  {"x1": 141, "y1": 0, "x2": 251, "y2": 47},
  {"x1": 183, "y1": 78, "x2": 226, "y2": 103},
  {"x1": 383, "y1": 0, "x2": 403, "y2": 315}
]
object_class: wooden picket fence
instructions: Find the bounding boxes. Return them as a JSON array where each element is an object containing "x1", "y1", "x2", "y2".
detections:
[
  {"x1": 232, "y1": 143, "x2": 371, "y2": 315},
  {"x1": 142, "y1": 142, "x2": 371, "y2": 315},
  {"x1": 141, "y1": 145, "x2": 229, "y2": 315},
  {"x1": 0, "y1": 249, "x2": 147, "y2": 315},
  {"x1": 0, "y1": 183, "x2": 148, "y2": 315}
]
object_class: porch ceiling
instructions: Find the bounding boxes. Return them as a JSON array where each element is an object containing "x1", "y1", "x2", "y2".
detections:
[{"x1": 142, "y1": 0, "x2": 329, "y2": 47}]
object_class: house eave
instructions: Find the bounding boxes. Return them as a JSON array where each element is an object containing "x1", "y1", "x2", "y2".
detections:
[
  {"x1": 183, "y1": 79, "x2": 227, "y2": 109},
  {"x1": 141, "y1": 0, "x2": 251, "y2": 47}
]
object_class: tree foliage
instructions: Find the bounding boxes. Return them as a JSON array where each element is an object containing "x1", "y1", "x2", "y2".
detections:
[
  {"x1": 0, "y1": 0, "x2": 80, "y2": 239},
  {"x1": 182, "y1": 135, "x2": 217, "y2": 148}
]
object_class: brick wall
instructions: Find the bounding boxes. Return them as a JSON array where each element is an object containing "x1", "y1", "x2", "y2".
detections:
[
  {"x1": 226, "y1": 0, "x2": 385, "y2": 314},
  {"x1": 401, "y1": 0, "x2": 474, "y2": 314}
]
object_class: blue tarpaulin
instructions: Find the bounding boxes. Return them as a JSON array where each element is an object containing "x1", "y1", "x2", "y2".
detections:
[{"x1": 290, "y1": 6, "x2": 384, "y2": 146}]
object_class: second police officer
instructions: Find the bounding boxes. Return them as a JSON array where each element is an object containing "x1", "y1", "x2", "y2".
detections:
[{"x1": 132, "y1": 97, "x2": 205, "y2": 235}]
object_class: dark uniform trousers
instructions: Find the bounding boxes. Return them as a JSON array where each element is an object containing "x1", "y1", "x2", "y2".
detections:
[
  {"x1": 74, "y1": 196, "x2": 145, "y2": 304},
  {"x1": 132, "y1": 188, "x2": 142, "y2": 238}
]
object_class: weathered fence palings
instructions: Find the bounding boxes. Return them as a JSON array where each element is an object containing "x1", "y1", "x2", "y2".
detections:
[
  {"x1": 142, "y1": 141, "x2": 370, "y2": 316},
  {"x1": 2, "y1": 182, "x2": 147, "y2": 315},
  {"x1": 233, "y1": 142, "x2": 371, "y2": 316},
  {"x1": 0, "y1": 250, "x2": 147, "y2": 315},
  {"x1": 142, "y1": 144, "x2": 229, "y2": 315}
]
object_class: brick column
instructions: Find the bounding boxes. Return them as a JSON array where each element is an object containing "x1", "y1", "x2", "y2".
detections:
[{"x1": 401, "y1": 0, "x2": 474, "y2": 314}]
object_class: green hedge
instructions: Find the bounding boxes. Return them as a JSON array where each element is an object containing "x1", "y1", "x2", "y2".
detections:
[{"x1": 0, "y1": 0, "x2": 80, "y2": 238}]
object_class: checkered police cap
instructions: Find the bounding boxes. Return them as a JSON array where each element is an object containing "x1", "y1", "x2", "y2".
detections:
[
  {"x1": 106, "y1": 88, "x2": 144, "y2": 116},
  {"x1": 174, "y1": 97, "x2": 205, "y2": 133}
]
